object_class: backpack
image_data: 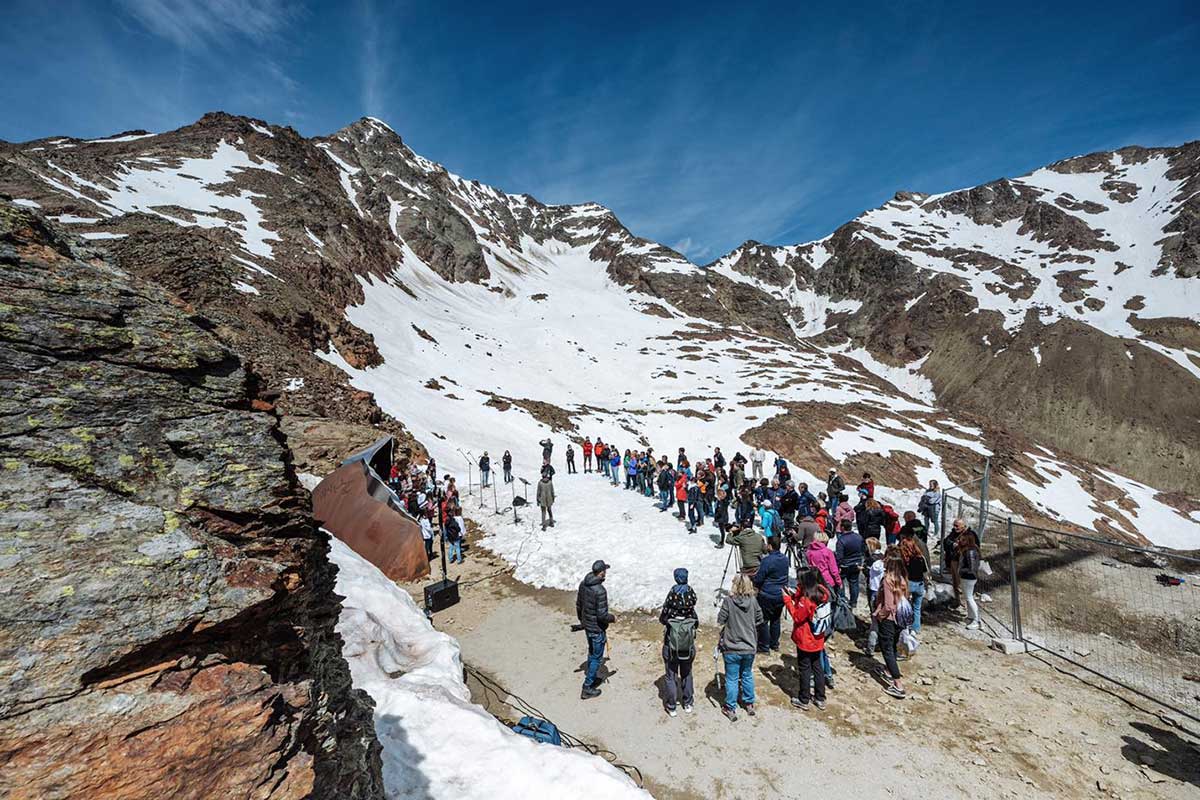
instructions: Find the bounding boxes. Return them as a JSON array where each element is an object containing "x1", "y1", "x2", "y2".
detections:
[
  {"x1": 882, "y1": 505, "x2": 901, "y2": 536},
  {"x1": 512, "y1": 716, "x2": 562, "y2": 746},
  {"x1": 665, "y1": 617, "x2": 698, "y2": 660},
  {"x1": 810, "y1": 599, "x2": 833, "y2": 638},
  {"x1": 832, "y1": 593, "x2": 857, "y2": 633}
]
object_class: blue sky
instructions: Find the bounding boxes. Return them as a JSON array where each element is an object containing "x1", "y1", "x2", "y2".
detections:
[{"x1": 3, "y1": 1, "x2": 1198, "y2": 260}]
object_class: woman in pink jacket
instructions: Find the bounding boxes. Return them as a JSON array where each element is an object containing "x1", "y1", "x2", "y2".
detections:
[
  {"x1": 832, "y1": 493, "x2": 855, "y2": 531},
  {"x1": 805, "y1": 531, "x2": 842, "y2": 594}
]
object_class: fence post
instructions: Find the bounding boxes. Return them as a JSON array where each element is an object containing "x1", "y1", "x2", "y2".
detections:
[
  {"x1": 1007, "y1": 516, "x2": 1023, "y2": 645},
  {"x1": 978, "y1": 457, "x2": 991, "y2": 538}
]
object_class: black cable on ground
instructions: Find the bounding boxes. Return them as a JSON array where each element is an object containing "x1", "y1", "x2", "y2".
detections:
[{"x1": 463, "y1": 664, "x2": 645, "y2": 788}]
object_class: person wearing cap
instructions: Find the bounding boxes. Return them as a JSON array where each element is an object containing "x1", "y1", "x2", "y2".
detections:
[{"x1": 577, "y1": 560, "x2": 617, "y2": 699}]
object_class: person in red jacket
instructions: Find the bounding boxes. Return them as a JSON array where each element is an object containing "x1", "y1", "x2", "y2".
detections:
[
  {"x1": 857, "y1": 472, "x2": 875, "y2": 498},
  {"x1": 582, "y1": 437, "x2": 594, "y2": 473},
  {"x1": 782, "y1": 569, "x2": 830, "y2": 710},
  {"x1": 674, "y1": 472, "x2": 689, "y2": 521}
]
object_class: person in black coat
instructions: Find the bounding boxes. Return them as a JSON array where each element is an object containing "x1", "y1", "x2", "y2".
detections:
[
  {"x1": 659, "y1": 567, "x2": 698, "y2": 714},
  {"x1": 577, "y1": 560, "x2": 616, "y2": 699}
]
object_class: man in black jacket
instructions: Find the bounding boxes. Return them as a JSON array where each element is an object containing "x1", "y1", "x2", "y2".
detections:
[{"x1": 577, "y1": 560, "x2": 616, "y2": 699}]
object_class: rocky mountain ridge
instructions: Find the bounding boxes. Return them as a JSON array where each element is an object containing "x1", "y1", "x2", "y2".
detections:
[{"x1": 1, "y1": 113, "x2": 1197, "y2": 541}]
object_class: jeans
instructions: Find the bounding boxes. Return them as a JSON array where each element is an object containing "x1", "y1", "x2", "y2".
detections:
[
  {"x1": 424, "y1": 537, "x2": 434, "y2": 559},
  {"x1": 503, "y1": 467, "x2": 512, "y2": 483},
  {"x1": 449, "y1": 539, "x2": 462, "y2": 562},
  {"x1": 584, "y1": 631, "x2": 606, "y2": 689},
  {"x1": 879, "y1": 619, "x2": 901, "y2": 680},
  {"x1": 908, "y1": 580, "x2": 926, "y2": 632},
  {"x1": 625, "y1": 469, "x2": 635, "y2": 489},
  {"x1": 567, "y1": 458, "x2": 576, "y2": 474},
  {"x1": 757, "y1": 594, "x2": 783, "y2": 651},
  {"x1": 583, "y1": 454, "x2": 592, "y2": 472},
  {"x1": 611, "y1": 466, "x2": 620, "y2": 486},
  {"x1": 752, "y1": 461, "x2": 763, "y2": 480},
  {"x1": 962, "y1": 578, "x2": 979, "y2": 624},
  {"x1": 659, "y1": 488, "x2": 671, "y2": 511},
  {"x1": 480, "y1": 469, "x2": 490, "y2": 488},
  {"x1": 796, "y1": 648, "x2": 826, "y2": 704},
  {"x1": 829, "y1": 495, "x2": 839, "y2": 517},
  {"x1": 601, "y1": 459, "x2": 609, "y2": 477},
  {"x1": 662, "y1": 647, "x2": 694, "y2": 709},
  {"x1": 924, "y1": 510, "x2": 941, "y2": 540},
  {"x1": 687, "y1": 502, "x2": 701, "y2": 530},
  {"x1": 723, "y1": 652, "x2": 756, "y2": 708},
  {"x1": 842, "y1": 567, "x2": 861, "y2": 609}
]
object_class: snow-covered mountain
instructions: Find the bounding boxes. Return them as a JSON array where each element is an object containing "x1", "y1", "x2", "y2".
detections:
[{"x1": 2, "y1": 113, "x2": 1197, "y2": 548}]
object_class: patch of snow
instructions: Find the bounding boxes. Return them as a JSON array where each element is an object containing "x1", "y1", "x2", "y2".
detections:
[
  {"x1": 80, "y1": 231, "x2": 127, "y2": 240},
  {"x1": 328, "y1": 537, "x2": 649, "y2": 799},
  {"x1": 232, "y1": 281, "x2": 260, "y2": 295},
  {"x1": 249, "y1": 122, "x2": 274, "y2": 137},
  {"x1": 51, "y1": 214, "x2": 101, "y2": 224},
  {"x1": 284, "y1": 377, "x2": 305, "y2": 392},
  {"x1": 12, "y1": 198, "x2": 41, "y2": 208},
  {"x1": 86, "y1": 132, "x2": 156, "y2": 144},
  {"x1": 1031, "y1": 345, "x2": 1041, "y2": 366},
  {"x1": 304, "y1": 227, "x2": 325, "y2": 249}
]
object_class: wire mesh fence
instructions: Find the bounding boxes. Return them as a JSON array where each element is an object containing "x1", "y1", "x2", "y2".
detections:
[{"x1": 937, "y1": 493, "x2": 1200, "y2": 722}]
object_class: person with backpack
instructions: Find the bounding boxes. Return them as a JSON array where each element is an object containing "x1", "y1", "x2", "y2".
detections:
[
  {"x1": 659, "y1": 568, "x2": 698, "y2": 716},
  {"x1": 899, "y1": 532, "x2": 928, "y2": 633},
  {"x1": 729, "y1": 525, "x2": 765, "y2": 574},
  {"x1": 826, "y1": 469, "x2": 845, "y2": 514},
  {"x1": 582, "y1": 437, "x2": 593, "y2": 473},
  {"x1": 752, "y1": 536, "x2": 789, "y2": 652},
  {"x1": 502, "y1": 450, "x2": 513, "y2": 483},
  {"x1": 783, "y1": 568, "x2": 830, "y2": 710},
  {"x1": 566, "y1": 444, "x2": 577, "y2": 474},
  {"x1": 873, "y1": 551, "x2": 910, "y2": 698},
  {"x1": 478, "y1": 452, "x2": 491, "y2": 488},
  {"x1": 577, "y1": 560, "x2": 616, "y2": 699},
  {"x1": 717, "y1": 573, "x2": 764, "y2": 722},
  {"x1": 536, "y1": 473, "x2": 556, "y2": 530},
  {"x1": 714, "y1": 487, "x2": 731, "y2": 548},
  {"x1": 834, "y1": 519, "x2": 865, "y2": 608},
  {"x1": 918, "y1": 479, "x2": 943, "y2": 540},
  {"x1": 957, "y1": 527, "x2": 982, "y2": 630}
]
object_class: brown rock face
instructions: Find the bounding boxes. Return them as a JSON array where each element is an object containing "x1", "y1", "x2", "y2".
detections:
[{"x1": 0, "y1": 204, "x2": 383, "y2": 799}]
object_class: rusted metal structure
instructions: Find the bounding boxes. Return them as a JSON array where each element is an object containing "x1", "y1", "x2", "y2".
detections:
[{"x1": 312, "y1": 436, "x2": 430, "y2": 582}]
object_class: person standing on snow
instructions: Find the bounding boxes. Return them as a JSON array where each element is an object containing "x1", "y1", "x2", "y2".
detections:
[
  {"x1": 478, "y1": 452, "x2": 491, "y2": 488},
  {"x1": 541, "y1": 457, "x2": 556, "y2": 480},
  {"x1": 609, "y1": 448, "x2": 622, "y2": 487},
  {"x1": 749, "y1": 447, "x2": 766, "y2": 481},
  {"x1": 536, "y1": 472, "x2": 556, "y2": 530},
  {"x1": 713, "y1": 447, "x2": 726, "y2": 470},
  {"x1": 826, "y1": 469, "x2": 845, "y2": 513},
  {"x1": 918, "y1": 479, "x2": 943, "y2": 540},
  {"x1": 658, "y1": 460, "x2": 676, "y2": 512},
  {"x1": 566, "y1": 444, "x2": 577, "y2": 474},
  {"x1": 582, "y1": 437, "x2": 594, "y2": 473},
  {"x1": 577, "y1": 560, "x2": 616, "y2": 699},
  {"x1": 540, "y1": 437, "x2": 553, "y2": 462},
  {"x1": 686, "y1": 478, "x2": 702, "y2": 533},
  {"x1": 502, "y1": 450, "x2": 513, "y2": 483},
  {"x1": 659, "y1": 568, "x2": 698, "y2": 716},
  {"x1": 674, "y1": 470, "x2": 688, "y2": 520},
  {"x1": 714, "y1": 487, "x2": 731, "y2": 548}
]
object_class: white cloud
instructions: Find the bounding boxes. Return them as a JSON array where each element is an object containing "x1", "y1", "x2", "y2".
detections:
[{"x1": 117, "y1": 0, "x2": 292, "y2": 49}]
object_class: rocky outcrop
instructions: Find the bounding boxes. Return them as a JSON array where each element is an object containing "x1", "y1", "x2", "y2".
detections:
[{"x1": 0, "y1": 204, "x2": 383, "y2": 799}]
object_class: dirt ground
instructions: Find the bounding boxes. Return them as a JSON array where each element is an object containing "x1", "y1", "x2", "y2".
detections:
[{"x1": 402, "y1": 544, "x2": 1200, "y2": 800}]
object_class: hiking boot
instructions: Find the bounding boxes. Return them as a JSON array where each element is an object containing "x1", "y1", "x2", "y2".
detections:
[
  {"x1": 721, "y1": 705, "x2": 738, "y2": 722},
  {"x1": 790, "y1": 697, "x2": 810, "y2": 710},
  {"x1": 666, "y1": 706, "x2": 678, "y2": 718},
  {"x1": 814, "y1": 700, "x2": 827, "y2": 710},
  {"x1": 966, "y1": 621, "x2": 981, "y2": 630},
  {"x1": 581, "y1": 686, "x2": 602, "y2": 700},
  {"x1": 745, "y1": 703, "x2": 756, "y2": 717},
  {"x1": 682, "y1": 704, "x2": 693, "y2": 714},
  {"x1": 883, "y1": 683, "x2": 906, "y2": 699}
]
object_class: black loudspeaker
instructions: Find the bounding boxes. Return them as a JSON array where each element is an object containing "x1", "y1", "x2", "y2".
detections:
[{"x1": 424, "y1": 578, "x2": 460, "y2": 613}]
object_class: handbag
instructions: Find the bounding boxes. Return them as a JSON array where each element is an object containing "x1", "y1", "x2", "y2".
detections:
[
  {"x1": 833, "y1": 594, "x2": 856, "y2": 633},
  {"x1": 899, "y1": 627, "x2": 919, "y2": 654}
]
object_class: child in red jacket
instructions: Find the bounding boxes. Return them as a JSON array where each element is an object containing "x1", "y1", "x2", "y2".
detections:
[{"x1": 783, "y1": 569, "x2": 830, "y2": 710}]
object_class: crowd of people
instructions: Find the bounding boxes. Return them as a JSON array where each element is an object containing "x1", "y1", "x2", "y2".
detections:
[
  {"x1": 389, "y1": 436, "x2": 984, "y2": 721},
  {"x1": 569, "y1": 438, "x2": 984, "y2": 720}
]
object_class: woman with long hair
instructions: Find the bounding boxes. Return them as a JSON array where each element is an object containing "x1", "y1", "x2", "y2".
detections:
[
  {"x1": 957, "y1": 527, "x2": 982, "y2": 629},
  {"x1": 899, "y1": 534, "x2": 928, "y2": 633},
  {"x1": 872, "y1": 551, "x2": 909, "y2": 698},
  {"x1": 717, "y1": 573, "x2": 764, "y2": 722}
]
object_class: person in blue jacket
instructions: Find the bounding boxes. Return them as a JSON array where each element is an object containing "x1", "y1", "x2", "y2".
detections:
[
  {"x1": 759, "y1": 500, "x2": 781, "y2": 538},
  {"x1": 609, "y1": 449, "x2": 621, "y2": 486},
  {"x1": 752, "y1": 536, "x2": 789, "y2": 652}
]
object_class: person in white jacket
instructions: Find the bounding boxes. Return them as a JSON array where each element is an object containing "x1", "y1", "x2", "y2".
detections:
[{"x1": 749, "y1": 447, "x2": 766, "y2": 480}]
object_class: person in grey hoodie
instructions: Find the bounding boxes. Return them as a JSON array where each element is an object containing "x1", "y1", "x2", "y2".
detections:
[
  {"x1": 717, "y1": 573, "x2": 764, "y2": 722},
  {"x1": 918, "y1": 479, "x2": 943, "y2": 539},
  {"x1": 536, "y1": 474, "x2": 555, "y2": 530}
]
